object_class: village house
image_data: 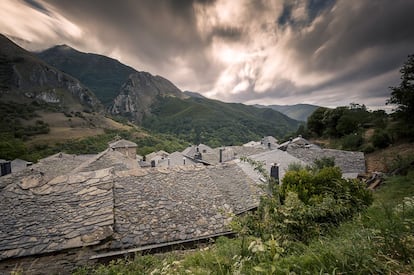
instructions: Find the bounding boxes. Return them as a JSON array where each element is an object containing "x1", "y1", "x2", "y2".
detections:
[
  {"x1": 0, "y1": 143, "x2": 263, "y2": 274},
  {"x1": 108, "y1": 139, "x2": 138, "y2": 159},
  {"x1": 0, "y1": 136, "x2": 366, "y2": 274}
]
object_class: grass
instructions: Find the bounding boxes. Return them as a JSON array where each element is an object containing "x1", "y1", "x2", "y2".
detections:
[{"x1": 74, "y1": 168, "x2": 414, "y2": 274}]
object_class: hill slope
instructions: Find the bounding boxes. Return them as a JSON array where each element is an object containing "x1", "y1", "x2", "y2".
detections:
[
  {"x1": 142, "y1": 96, "x2": 301, "y2": 146},
  {"x1": 37, "y1": 45, "x2": 136, "y2": 106},
  {"x1": 109, "y1": 71, "x2": 186, "y2": 123},
  {"x1": 0, "y1": 34, "x2": 102, "y2": 111},
  {"x1": 255, "y1": 104, "x2": 319, "y2": 121},
  {"x1": 35, "y1": 42, "x2": 301, "y2": 147}
]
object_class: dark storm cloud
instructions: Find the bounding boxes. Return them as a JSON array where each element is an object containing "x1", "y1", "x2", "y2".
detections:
[
  {"x1": 2, "y1": 0, "x2": 412, "y2": 108},
  {"x1": 278, "y1": 0, "x2": 335, "y2": 27},
  {"x1": 23, "y1": 0, "x2": 50, "y2": 15},
  {"x1": 218, "y1": 0, "x2": 414, "y2": 107},
  {"x1": 210, "y1": 26, "x2": 244, "y2": 41},
  {"x1": 291, "y1": 0, "x2": 414, "y2": 74},
  {"x1": 42, "y1": 0, "x2": 219, "y2": 84}
]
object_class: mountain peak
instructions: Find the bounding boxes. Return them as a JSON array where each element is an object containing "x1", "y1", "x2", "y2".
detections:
[
  {"x1": 109, "y1": 72, "x2": 184, "y2": 123},
  {"x1": 0, "y1": 34, "x2": 102, "y2": 111}
]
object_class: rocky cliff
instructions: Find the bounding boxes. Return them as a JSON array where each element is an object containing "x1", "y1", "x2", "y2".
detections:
[
  {"x1": 37, "y1": 45, "x2": 136, "y2": 106},
  {"x1": 109, "y1": 72, "x2": 185, "y2": 123},
  {"x1": 0, "y1": 34, "x2": 102, "y2": 111}
]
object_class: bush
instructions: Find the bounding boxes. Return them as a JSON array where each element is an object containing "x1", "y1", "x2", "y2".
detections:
[
  {"x1": 362, "y1": 144, "x2": 375, "y2": 153},
  {"x1": 238, "y1": 166, "x2": 373, "y2": 245},
  {"x1": 371, "y1": 129, "x2": 391, "y2": 148},
  {"x1": 341, "y1": 133, "x2": 364, "y2": 150},
  {"x1": 313, "y1": 157, "x2": 335, "y2": 170}
]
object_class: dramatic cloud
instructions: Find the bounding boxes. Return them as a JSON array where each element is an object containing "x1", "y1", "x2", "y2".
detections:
[{"x1": 1, "y1": 0, "x2": 413, "y2": 109}]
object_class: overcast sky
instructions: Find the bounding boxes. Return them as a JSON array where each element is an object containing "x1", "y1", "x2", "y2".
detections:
[{"x1": 1, "y1": 0, "x2": 413, "y2": 109}]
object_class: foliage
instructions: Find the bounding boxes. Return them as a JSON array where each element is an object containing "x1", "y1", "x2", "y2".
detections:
[
  {"x1": 307, "y1": 106, "x2": 328, "y2": 136},
  {"x1": 0, "y1": 101, "x2": 50, "y2": 141},
  {"x1": 0, "y1": 134, "x2": 27, "y2": 160},
  {"x1": 341, "y1": 132, "x2": 364, "y2": 150},
  {"x1": 142, "y1": 96, "x2": 301, "y2": 147},
  {"x1": 77, "y1": 167, "x2": 414, "y2": 274},
  {"x1": 239, "y1": 162, "x2": 373, "y2": 245},
  {"x1": 37, "y1": 46, "x2": 136, "y2": 106},
  {"x1": 309, "y1": 104, "x2": 369, "y2": 138},
  {"x1": 387, "y1": 54, "x2": 414, "y2": 123},
  {"x1": 371, "y1": 129, "x2": 391, "y2": 148},
  {"x1": 313, "y1": 156, "x2": 335, "y2": 170},
  {"x1": 8, "y1": 128, "x2": 188, "y2": 162}
]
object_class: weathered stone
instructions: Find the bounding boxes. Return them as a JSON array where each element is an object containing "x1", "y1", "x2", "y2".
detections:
[
  {"x1": 76, "y1": 186, "x2": 98, "y2": 195},
  {"x1": 61, "y1": 236, "x2": 83, "y2": 250},
  {"x1": 19, "y1": 175, "x2": 44, "y2": 189},
  {"x1": 81, "y1": 226, "x2": 113, "y2": 243},
  {"x1": 48, "y1": 175, "x2": 69, "y2": 185},
  {"x1": 115, "y1": 168, "x2": 148, "y2": 177},
  {"x1": 94, "y1": 168, "x2": 112, "y2": 179},
  {"x1": 67, "y1": 174, "x2": 88, "y2": 184}
]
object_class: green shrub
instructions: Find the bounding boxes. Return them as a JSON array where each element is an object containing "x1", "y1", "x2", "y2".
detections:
[
  {"x1": 313, "y1": 156, "x2": 335, "y2": 170},
  {"x1": 362, "y1": 144, "x2": 375, "y2": 153},
  {"x1": 341, "y1": 133, "x2": 364, "y2": 150},
  {"x1": 371, "y1": 129, "x2": 391, "y2": 148},
  {"x1": 241, "y1": 166, "x2": 373, "y2": 244}
]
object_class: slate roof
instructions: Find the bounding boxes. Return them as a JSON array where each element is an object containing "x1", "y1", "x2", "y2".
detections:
[
  {"x1": 182, "y1": 144, "x2": 214, "y2": 157},
  {"x1": 231, "y1": 145, "x2": 267, "y2": 158},
  {"x1": 0, "y1": 150, "x2": 263, "y2": 261},
  {"x1": 11, "y1": 159, "x2": 32, "y2": 173},
  {"x1": 79, "y1": 149, "x2": 140, "y2": 172},
  {"x1": 0, "y1": 168, "x2": 114, "y2": 260},
  {"x1": 261, "y1": 136, "x2": 279, "y2": 149},
  {"x1": 236, "y1": 149, "x2": 306, "y2": 183},
  {"x1": 278, "y1": 136, "x2": 316, "y2": 150},
  {"x1": 111, "y1": 163, "x2": 262, "y2": 250},
  {"x1": 157, "y1": 151, "x2": 197, "y2": 167},
  {"x1": 109, "y1": 139, "x2": 137, "y2": 148},
  {"x1": 146, "y1": 150, "x2": 169, "y2": 162},
  {"x1": 286, "y1": 144, "x2": 366, "y2": 177}
]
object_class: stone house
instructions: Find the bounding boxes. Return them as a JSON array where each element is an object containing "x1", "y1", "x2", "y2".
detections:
[
  {"x1": 238, "y1": 136, "x2": 366, "y2": 182},
  {"x1": 261, "y1": 136, "x2": 279, "y2": 149},
  {"x1": 108, "y1": 139, "x2": 138, "y2": 159},
  {"x1": 0, "y1": 149, "x2": 262, "y2": 274},
  {"x1": 157, "y1": 151, "x2": 197, "y2": 167}
]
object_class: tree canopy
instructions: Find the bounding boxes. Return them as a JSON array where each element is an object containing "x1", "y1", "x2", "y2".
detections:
[{"x1": 387, "y1": 54, "x2": 414, "y2": 122}]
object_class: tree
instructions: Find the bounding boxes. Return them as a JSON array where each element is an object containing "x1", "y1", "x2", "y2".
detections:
[
  {"x1": 307, "y1": 107, "x2": 328, "y2": 137},
  {"x1": 387, "y1": 55, "x2": 414, "y2": 122}
]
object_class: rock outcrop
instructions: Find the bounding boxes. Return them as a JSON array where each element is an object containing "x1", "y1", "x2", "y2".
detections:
[
  {"x1": 109, "y1": 72, "x2": 185, "y2": 123},
  {"x1": 0, "y1": 34, "x2": 102, "y2": 111}
]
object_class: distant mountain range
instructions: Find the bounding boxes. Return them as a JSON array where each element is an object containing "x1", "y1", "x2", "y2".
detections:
[
  {"x1": 254, "y1": 104, "x2": 319, "y2": 121},
  {"x1": 1, "y1": 34, "x2": 304, "y2": 147}
]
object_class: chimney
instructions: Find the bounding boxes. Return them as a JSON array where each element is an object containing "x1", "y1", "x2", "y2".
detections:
[
  {"x1": 0, "y1": 161, "x2": 11, "y2": 176},
  {"x1": 219, "y1": 148, "x2": 223, "y2": 163},
  {"x1": 183, "y1": 157, "x2": 186, "y2": 165},
  {"x1": 167, "y1": 158, "x2": 170, "y2": 166},
  {"x1": 270, "y1": 163, "x2": 279, "y2": 181}
]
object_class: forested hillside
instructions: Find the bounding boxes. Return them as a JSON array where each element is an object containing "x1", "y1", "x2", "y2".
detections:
[{"x1": 142, "y1": 96, "x2": 301, "y2": 147}]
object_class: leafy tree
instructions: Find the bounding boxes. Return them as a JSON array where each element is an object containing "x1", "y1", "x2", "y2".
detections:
[
  {"x1": 307, "y1": 107, "x2": 328, "y2": 136},
  {"x1": 387, "y1": 55, "x2": 414, "y2": 122}
]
